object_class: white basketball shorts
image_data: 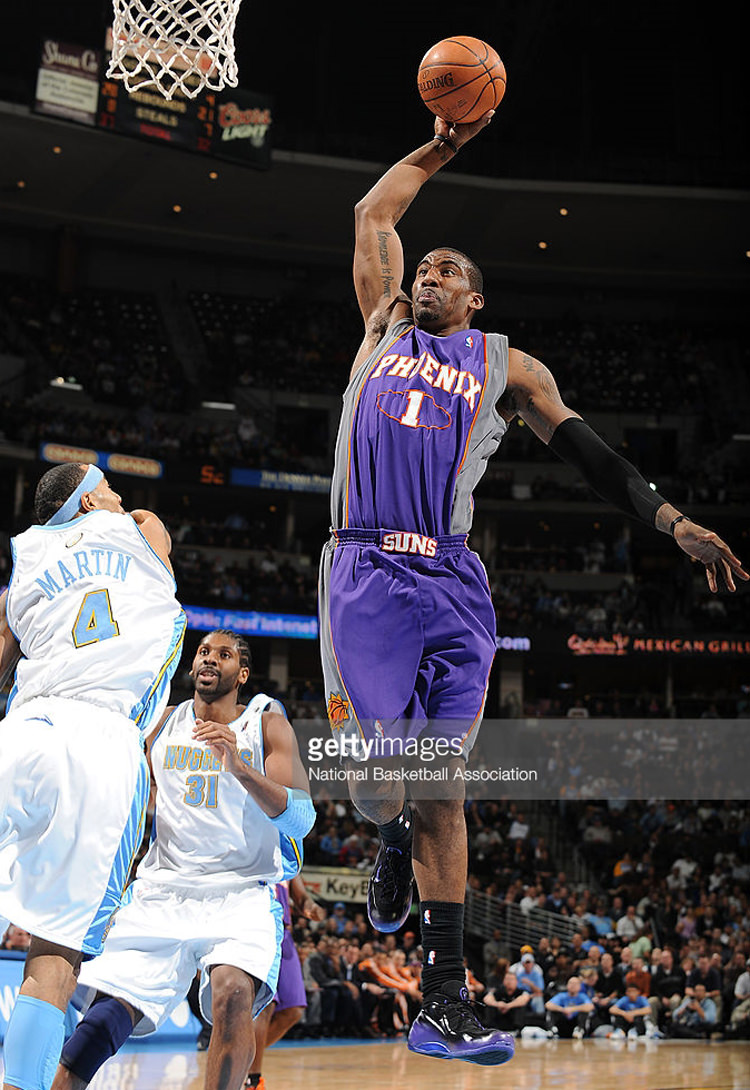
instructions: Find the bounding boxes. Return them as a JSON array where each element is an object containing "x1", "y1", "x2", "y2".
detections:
[
  {"x1": 77, "y1": 878, "x2": 284, "y2": 1034},
  {"x1": 0, "y1": 696, "x2": 149, "y2": 956}
]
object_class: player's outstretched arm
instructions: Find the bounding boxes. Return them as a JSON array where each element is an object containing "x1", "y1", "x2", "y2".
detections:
[
  {"x1": 500, "y1": 348, "x2": 749, "y2": 593},
  {"x1": 350, "y1": 113, "x2": 494, "y2": 377}
]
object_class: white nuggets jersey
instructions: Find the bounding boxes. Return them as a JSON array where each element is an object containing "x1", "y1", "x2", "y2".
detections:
[
  {"x1": 6, "y1": 510, "x2": 185, "y2": 733},
  {"x1": 141, "y1": 693, "x2": 302, "y2": 890}
]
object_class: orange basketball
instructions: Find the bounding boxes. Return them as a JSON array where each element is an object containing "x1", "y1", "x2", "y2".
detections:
[{"x1": 417, "y1": 36, "x2": 506, "y2": 125}]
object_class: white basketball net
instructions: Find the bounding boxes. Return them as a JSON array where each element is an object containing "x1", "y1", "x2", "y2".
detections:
[{"x1": 107, "y1": 0, "x2": 243, "y2": 100}]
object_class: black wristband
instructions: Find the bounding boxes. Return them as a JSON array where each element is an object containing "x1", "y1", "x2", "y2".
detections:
[
  {"x1": 433, "y1": 133, "x2": 458, "y2": 154},
  {"x1": 669, "y1": 514, "x2": 690, "y2": 536}
]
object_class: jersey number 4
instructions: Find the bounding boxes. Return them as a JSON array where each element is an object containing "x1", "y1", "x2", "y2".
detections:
[{"x1": 72, "y1": 588, "x2": 120, "y2": 648}]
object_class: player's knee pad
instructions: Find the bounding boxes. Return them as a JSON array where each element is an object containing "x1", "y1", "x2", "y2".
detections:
[
  {"x1": 3, "y1": 994, "x2": 65, "y2": 1090},
  {"x1": 60, "y1": 996, "x2": 134, "y2": 1084}
]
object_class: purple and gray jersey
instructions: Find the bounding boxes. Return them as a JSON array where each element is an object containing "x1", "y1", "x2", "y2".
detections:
[
  {"x1": 330, "y1": 318, "x2": 508, "y2": 536},
  {"x1": 319, "y1": 318, "x2": 509, "y2": 752}
]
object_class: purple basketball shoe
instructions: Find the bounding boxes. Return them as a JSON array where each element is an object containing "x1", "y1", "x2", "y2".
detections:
[{"x1": 408, "y1": 985, "x2": 516, "y2": 1065}]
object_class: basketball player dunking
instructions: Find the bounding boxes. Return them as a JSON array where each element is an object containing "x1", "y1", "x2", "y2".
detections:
[
  {"x1": 318, "y1": 111, "x2": 748, "y2": 1065},
  {"x1": 50, "y1": 630, "x2": 315, "y2": 1090}
]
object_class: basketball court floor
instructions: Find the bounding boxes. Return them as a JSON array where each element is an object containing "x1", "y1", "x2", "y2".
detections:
[{"x1": 4, "y1": 1037, "x2": 748, "y2": 1090}]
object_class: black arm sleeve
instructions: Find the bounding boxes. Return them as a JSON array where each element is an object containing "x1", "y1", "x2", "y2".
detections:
[{"x1": 548, "y1": 417, "x2": 668, "y2": 527}]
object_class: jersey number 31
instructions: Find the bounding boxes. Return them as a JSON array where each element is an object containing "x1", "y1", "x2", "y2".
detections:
[{"x1": 72, "y1": 588, "x2": 121, "y2": 648}]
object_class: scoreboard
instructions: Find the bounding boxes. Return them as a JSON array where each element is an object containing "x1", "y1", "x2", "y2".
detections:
[
  {"x1": 97, "y1": 77, "x2": 272, "y2": 168},
  {"x1": 98, "y1": 79, "x2": 217, "y2": 153},
  {"x1": 34, "y1": 36, "x2": 272, "y2": 170}
]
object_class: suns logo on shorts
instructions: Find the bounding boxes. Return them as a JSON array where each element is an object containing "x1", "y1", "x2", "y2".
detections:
[{"x1": 327, "y1": 692, "x2": 350, "y2": 729}]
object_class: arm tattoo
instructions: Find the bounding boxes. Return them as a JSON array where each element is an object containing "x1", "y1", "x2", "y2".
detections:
[
  {"x1": 521, "y1": 355, "x2": 563, "y2": 403},
  {"x1": 523, "y1": 396, "x2": 555, "y2": 441},
  {"x1": 508, "y1": 355, "x2": 566, "y2": 441},
  {"x1": 376, "y1": 230, "x2": 394, "y2": 298}
]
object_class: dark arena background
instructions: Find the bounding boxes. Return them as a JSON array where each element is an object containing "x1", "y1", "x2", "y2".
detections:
[{"x1": 1, "y1": 1, "x2": 749, "y2": 1086}]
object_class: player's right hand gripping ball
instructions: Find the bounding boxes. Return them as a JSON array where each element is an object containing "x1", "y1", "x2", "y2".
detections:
[{"x1": 417, "y1": 36, "x2": 506, "y2": 124}]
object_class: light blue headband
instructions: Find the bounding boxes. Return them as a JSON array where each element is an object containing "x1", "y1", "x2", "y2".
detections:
[{"x1": 46, "y1": 464, "x2": 104, "y2": 526}]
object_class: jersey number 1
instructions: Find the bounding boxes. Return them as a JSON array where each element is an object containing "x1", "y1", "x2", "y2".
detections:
[
  {"x1": 72, "y1": 588, "x2": 120, "y2": 648},
  {"x1": 399, "y1": 390, "x2": 425, "y2": 428}
]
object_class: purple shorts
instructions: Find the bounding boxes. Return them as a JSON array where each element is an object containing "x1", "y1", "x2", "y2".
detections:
[
  {"x1": 319, "y1": 530, "x2": 496, "y2": 754},
  {"x1": 273, "y1": 928, "x2": 307, "y2": 1011}
]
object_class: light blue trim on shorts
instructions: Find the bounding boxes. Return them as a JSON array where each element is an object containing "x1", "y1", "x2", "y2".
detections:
[
  {"x1": 255, "y1": 889, "x2": 285, "y2": 1016},
  {"x1": 81, "y1": 752, "x2": 150, "y2": 957}
]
